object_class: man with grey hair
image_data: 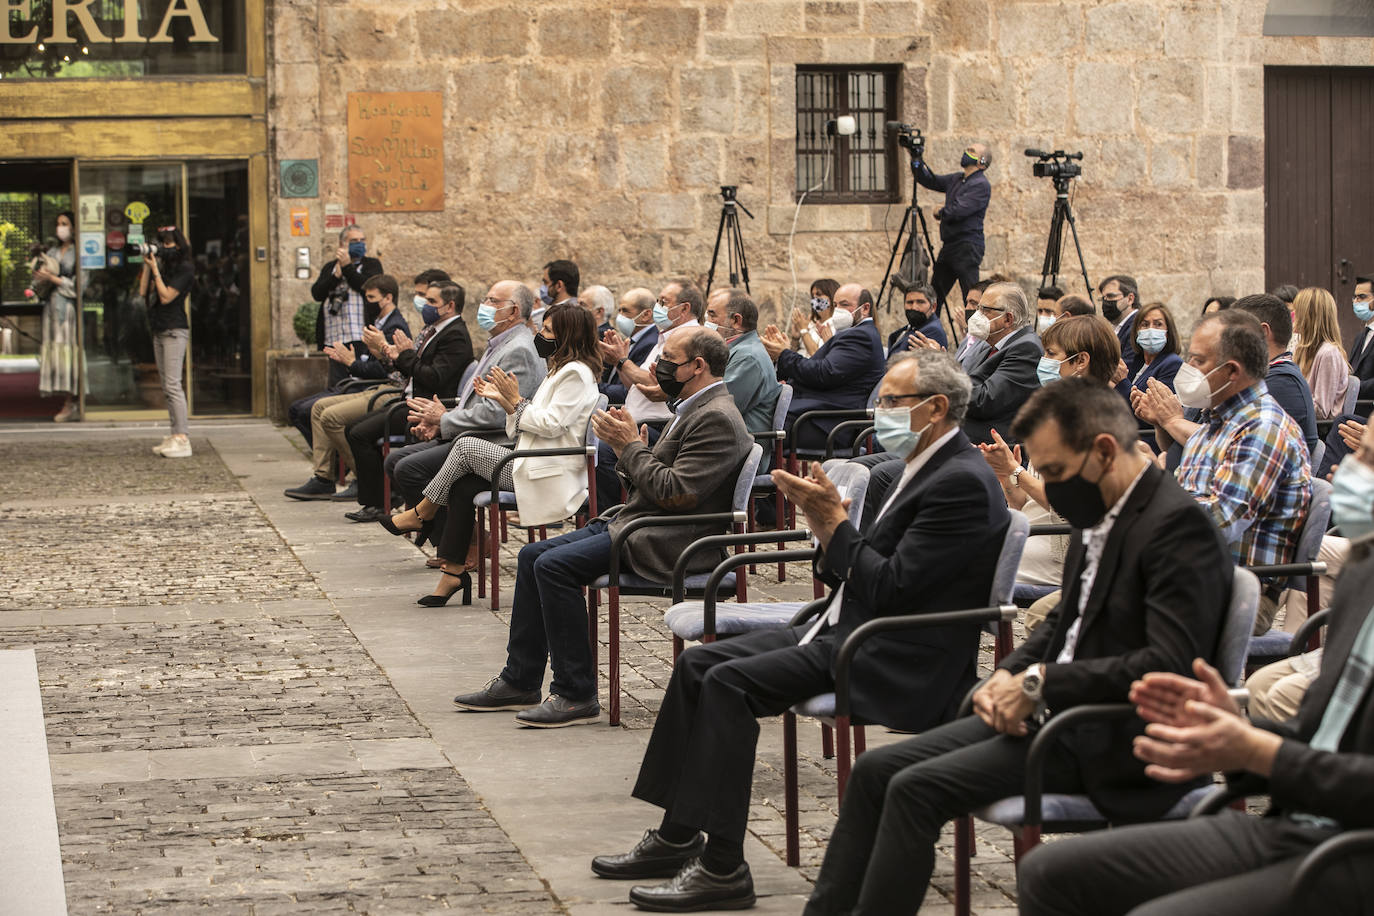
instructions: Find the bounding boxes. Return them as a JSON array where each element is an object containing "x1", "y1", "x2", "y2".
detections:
[
  {"x1": 704, "y1": 287, "x2": 781, "y2": 449},
  {"x1": 591, "y1": 349, "x2": 1010, "y2": 913},
  {"x1": 581, "y1": 284, "x2": 615, "y2": 338},
  {"x1": 962, "y1": 280, "x2": 1043, "y2": 445}
]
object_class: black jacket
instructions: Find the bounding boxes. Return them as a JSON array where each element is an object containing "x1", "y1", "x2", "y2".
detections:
[
  {"x1": 999, "y1": 465, "x2": 1232, "y2": 823},
  {"x1": 311, "y1": 256, "x2": 383, "y2": 347},
  {"x1": 963, "y1": 326, "x2": 1044, "y2": 445},
  {"x1": 347, "y1": 309, "x2": 411, "y2": 381},
  {"x1": 816, "y1": 431, "x2": 1011, "y2": 732},
  {"x1": 778, "y1": 320, "x2": 886, "y2": 451},
  {"x1": 392, "y1": 318, "x2": 474, "y2": 401}
]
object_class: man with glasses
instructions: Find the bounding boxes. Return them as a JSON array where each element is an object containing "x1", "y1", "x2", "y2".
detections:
[
  {"x1": 590, "y1": 350, "x2": 1009, "y2": 913},
  {"x1": 963, "y1": 281, "x2": 1044, "y2": 445},
  {"x1": 1099, "y1": 274, "x2": 1142, "y2": 391},
  {"x1": 914, "y1": 142, "x2": 993, "y2": 314}
]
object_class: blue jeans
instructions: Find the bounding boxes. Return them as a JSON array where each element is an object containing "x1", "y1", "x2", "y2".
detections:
[{"x1": 501, "y1": 520, "x2": 610, "y2": 701}]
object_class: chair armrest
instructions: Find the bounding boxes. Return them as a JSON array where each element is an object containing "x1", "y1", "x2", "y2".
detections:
[
  {"x1": 1288, "y1": 607, "x2": 1332, "y2": 658},
  {"x1": 488, "y1": 446, "x2": 598, "y2": 506},
  {"x1": 671, "y1": 528, "x2": 815, "y2": 603},
  {"x1": 834, "y1": 604, "x2": 1018, "y2": 719},
  {"x1": 1028, "y1": 524, "x2": 1072, "y2": 537},
  {"x1": 367, "y1": 387, "x2": 404, "y2": 410},
  {"x1": 1243, "y1": 562, "x2": 1327, "y2": 578},
  {"x1": 1290, "y1": 829, "x2": 1374, "y2": 900},
  {"x1": 1023, "y1": 704, "x2": 1138, "y2": 828},
  {"x1": 788, "y1": 597, "x2": 832, "y2": 627},
  {"x1": 792, "y1": 408, "x2": 872, "y2": 454},
  {"x1": 337, "y1": 378, "x2": 382, "y2": 393},
  {"x1": 824, "y1": 418, "x2": 878, "y2": 459},
  {"x1": 748, "y1": 429, "x2": 788, "y2": 441},
  {"x1": 1189, "y1": 783, "x2": 1251, "y2": 817},
  {"x1": 607, "y1": 511, "x2": 749, "y2": 588},
  {"x1": 696, "y1": 548, "x2": 821, "y2": 637},
  {"x1": 383, "y1": 398, "x2": 411, "y2": 438}
]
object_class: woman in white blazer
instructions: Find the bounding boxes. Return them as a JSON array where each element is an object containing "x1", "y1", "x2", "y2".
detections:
[{"x1": 381, "y1": 304, "x2": 602, "y2": 606}]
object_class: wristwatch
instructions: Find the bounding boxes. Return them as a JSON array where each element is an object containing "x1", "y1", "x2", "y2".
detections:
[
  {"x1": 1008, "y1": 466, "x2": 1026, "y2": 489},
  {"x1": 616, "y1": 357, "x2": 628, "y2": 370},
  {"x1": 1022, "y1": 663, "x2": 1045, "y2": 702}
]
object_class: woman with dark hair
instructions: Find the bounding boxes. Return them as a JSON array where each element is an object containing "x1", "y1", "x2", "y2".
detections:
[
  {"x1": 1129, "y1": 301, "x2": 1183, "y2": 394},
  {"x1": 789, "y1": 277, "x2": 840, "y2": 355},
  {"x1": 380, "y1": 303, "x2": 602, "y2": 606},
  {"x1": 139, "y1": 225, "x2": 196, "y2": 457},
  {"x1": 30, "y1": 210, "x2": 80, "y2": 421},
  {"x1": 1201, "y1": 294, "x2": 1235, "y2": 316}
]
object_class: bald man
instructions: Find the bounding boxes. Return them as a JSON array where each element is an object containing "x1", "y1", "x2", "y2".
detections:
[{"x1": 914, "y1": 141, "x2": 992, "y2": 316}]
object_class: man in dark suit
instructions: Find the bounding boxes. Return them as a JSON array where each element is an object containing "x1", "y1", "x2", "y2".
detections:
[
  {"x1": 803, "y1": 379, "x2": 1232, "y2": 915},
  {"x1": 590, "y1": 350, "x2": 1010, "y2": 913},
  {"x1": 451, "y1": 328, "x2": 753, "y2": 728},
  {"x1": 1100, "y1": 274, "x2": 1142, "y2": 396},
  {"x1": 1019, "y1": 422, "x2": 1374, "y2": 916},
  {"x1": 760, "y1": 283, "x2": 887, "y2": 452},
  {"x1": 342, "y1": 280, "x2": 474, "y2": 522},
  {"x1": 599, "y1": 287, "x2": 660, "y2": 404},
  {"x1": 1349, "y1": 274, "x2": 1374, "y2": 398},
  {"x1": 887, "y1": 282, "x2": 947, "y2": 356},
  {"x1": 311, "y1": 224, "x2": 384, "y2": 387},
  {"x1": 963, "y1": 281, "x2": 1044, "y2": 445}
]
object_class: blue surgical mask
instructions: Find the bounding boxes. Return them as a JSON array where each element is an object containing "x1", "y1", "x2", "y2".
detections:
[
  {"x1": 1355, "y1": 300, "x2": 1374, "y2": 323},
  {"x1": 538, "y1": 283, "x2": 553, "y2": 306},
  {"x1": 616, "y1": 313, "x2": 638, "y2": 337},
  {"x1": 1037, "y1": 355, "x2": 1069, "y2": 387},
  {"x1": 653, "y1": 302, "x2": 674, "y2": 331},
  {"x1": 873, "y1": 399, "x2": 932, "y2": 460},
  {"x1": 1136, "y1": 328, "x2": 1168, "y2": 354},
  {"x1": 348, "y1": 240, "x2": 366, "y2": 260},
  {"x1": 413, "y1": 294, "x2": 427, "y2": 310},
  {"x1": 476, "y1": 303, "x2": 500, "y2": 331},
  {"x1": 1332, "y1": 455, "x2": 1374, "y2": 541},
  {"x1": 420, "y1": 304, "x2": 440, "y2": 325}
]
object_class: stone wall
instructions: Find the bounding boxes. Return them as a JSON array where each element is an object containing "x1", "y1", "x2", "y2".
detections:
[{"x1": 266, "y1": 0, "x2": 1374, "y2": 346}]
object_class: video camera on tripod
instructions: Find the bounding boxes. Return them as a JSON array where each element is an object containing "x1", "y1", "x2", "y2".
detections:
[
  {"x1": 886, "y1": 121, "x2": 926, "y2": 161},
  {"x1": 1024, "y1": 148, "x2": 1083, "y2": 181}
]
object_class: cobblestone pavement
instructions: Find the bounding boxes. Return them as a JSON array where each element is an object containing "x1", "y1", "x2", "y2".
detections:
[{"x1": 0, "y1": 437, "x2": 240, "y2": 501}]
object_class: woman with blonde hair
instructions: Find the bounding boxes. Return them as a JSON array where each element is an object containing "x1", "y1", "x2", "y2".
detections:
[{"x1": 1292, "y1": 286, "x2": 1350, "y2": 420}]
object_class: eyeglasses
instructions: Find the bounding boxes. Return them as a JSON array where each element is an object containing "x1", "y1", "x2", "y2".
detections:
[
  {"x1": 656, "y1": 297, "x2": 674, "y2": 307},
  {"x1": 874, "y1": 392, "x2": 935, "y2": 409},
  {"x1": 978, "y1": 305, "x2": 1007, "y2": 316},
  {"x1": 1101, "y1": 294, "x2": 1126, "y2": 302},
  {"x1": 481, "y1": 297, "x2": 513, "y2": 306}
]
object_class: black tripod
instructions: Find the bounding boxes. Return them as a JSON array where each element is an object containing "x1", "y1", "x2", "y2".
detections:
[
  {"x1": 1038, "y1": 174, "x2": 1094, "y2": 302},
  {"x1": 706, "y1": 185, "x2": 753, "y2": 295},
  {"x1": 877, "y1": 158, "x2": 949, "y2": 329}
]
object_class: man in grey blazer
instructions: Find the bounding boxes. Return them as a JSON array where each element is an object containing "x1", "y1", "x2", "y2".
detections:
[
  {"x1": 385, "y1": 281, "x2": 546, "y2": 515},
  {"x1": 452, "y1": 327, "x2": 754, "y2": 728}
]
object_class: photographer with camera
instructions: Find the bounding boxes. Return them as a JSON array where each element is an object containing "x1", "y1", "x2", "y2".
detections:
[
  {"x1": 311, "y1": 225, "x2": 383, "y2": 388},
  {"x1": 912, "y1": 140, "x2": 992, "y2": 314},
  {"x1": 138, "y1": 226, "x2": 196, "y2": 458}
]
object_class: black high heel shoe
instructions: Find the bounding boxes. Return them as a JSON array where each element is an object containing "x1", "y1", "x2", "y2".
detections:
[
  {"x1": 379, "y1": 508, "x2": 426, "y2": 537},
  {"x1": 417, "y1": 571, "x2": 472, "y2": 607}
]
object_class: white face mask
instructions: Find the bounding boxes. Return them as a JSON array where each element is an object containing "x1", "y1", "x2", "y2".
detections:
[
  {"x1": 56, "y1": 224, "x2": 72, "y2": 242},
  {"x1": 966, "y1": 311, "x2": 991, "y2": 340},
  {"x1": 830, "y1": 307, "x2": 855, "y2": 333},
  {"x1": 1175, "y1": 362, "x2": 1227, "y2": 410},
  {"x1": 1036, "y1": 314, "x2": 1056, "y2": 335}
]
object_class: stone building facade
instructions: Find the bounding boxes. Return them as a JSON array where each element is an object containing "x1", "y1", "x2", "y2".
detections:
[{"x1": 267, "y1": 0, "x2": 1374, "y2": 348}]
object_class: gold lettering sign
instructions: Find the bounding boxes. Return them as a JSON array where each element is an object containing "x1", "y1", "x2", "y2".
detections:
[{"x1": 347, "y1": 91, "x2": 444, "y2": 213}]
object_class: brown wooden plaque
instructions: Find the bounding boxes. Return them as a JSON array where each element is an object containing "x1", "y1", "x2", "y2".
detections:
[{"x1": 347, "y1": 91, "x2": 444, "y2": 212}]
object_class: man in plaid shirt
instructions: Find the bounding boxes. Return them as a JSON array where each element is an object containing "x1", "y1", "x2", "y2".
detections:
[
  {"x1": 1159, "y1": 310, "x2": 1311, "y2": 634},
  {"x1": 310, "y1": 224, "x2": 383, "y2": 387}
]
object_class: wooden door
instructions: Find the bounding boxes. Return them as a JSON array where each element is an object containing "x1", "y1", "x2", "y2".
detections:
[{"x1": 1265, "y1": 67, "x2": 1374, "y2": 347}]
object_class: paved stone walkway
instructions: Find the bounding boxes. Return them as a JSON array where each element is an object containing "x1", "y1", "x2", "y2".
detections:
[{"x1": 0, "y1": 420, "x2": 1024, "y2": 914}]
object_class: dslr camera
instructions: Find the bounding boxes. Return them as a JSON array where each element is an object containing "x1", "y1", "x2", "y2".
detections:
[
  {"x1": 1025, "y1": 148, "x2": 1084, "y2": 180},
  {"x1": 886, "y1": 121, "x2": 925, "y2": 160},
  {"x1": 129, "y1": 241, "x2": 162, "y2": 259}
]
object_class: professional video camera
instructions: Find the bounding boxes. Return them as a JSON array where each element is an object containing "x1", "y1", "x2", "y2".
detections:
[
  {"x1": 886, "y1": 121, "x2": 925, "y2": 160},
  {"x1": 1025, "y1": 148, "x2": 1084, "y2": 180}
]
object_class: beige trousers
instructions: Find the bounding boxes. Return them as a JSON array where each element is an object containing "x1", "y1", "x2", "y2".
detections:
[{"x1": 310, "y1": 387, "x2": 395, "y2": 479}]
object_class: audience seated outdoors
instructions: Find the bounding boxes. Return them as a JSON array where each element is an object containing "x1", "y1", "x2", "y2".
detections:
[
  {"x1": 381, "y1": 281, "x2": 545, "y2": 564},
  {"x1": 1292, "y1": 286, "x2": 1353, "y2": 421},
  {"x1": 283, "y1": 273, "x2": 415, "y2": 502},
  {"x1": 377, "y1": 303, "x2": 599, "y2": 607},
  {"x1": 789, "y1": 277, "x2": 840, "y2": 356},
  {"x1": 591, "y1": 350, "x2": 1010, "y2": 912},
  {"x1": 702, "y1": 288, "x2": 781, "y2": 457},
  {"x1": 1134, "y1": 308, "x2": 1312, "y2": 634},
  {"x1": 449, "y1": 326, "x2": 753, "y2": 728},
  {"x1": 599, "y1": 287, "x2": 659, "y2": 406},
  {"x1": 802, "y1": 378, "x2": 1233, "y2": 915},
  {"x1": 593, "y1": 279, "x2": 702, "y2": 513},
  {"x1": 886, "y1": 282, "x2": 947, "y2": 355},
  {"x1": 1018, "y1": 419, "x2": 1374, "y2": 916},
  {"x1": 759, "y1": 282, "x2": 886, "y2": 454}
]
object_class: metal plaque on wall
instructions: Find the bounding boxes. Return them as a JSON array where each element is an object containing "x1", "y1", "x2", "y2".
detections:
[
  {"x1": 346, "y1": 91, "x2": 444, "y2": 212},
  {"x1": 279, "y1": 159, "x2": 319, "y2": 199}
]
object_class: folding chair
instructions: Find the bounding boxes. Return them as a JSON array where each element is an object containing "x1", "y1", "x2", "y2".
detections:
[
  {"x1": 376, "y1": 362, "x2": 481, "y2": 510},
  {"x1": 745, "y1": 382, "x2": 794, "y2": 580},
  {"x1": 1245, "y1": 479, "x2": 1332, "y2": 667}
]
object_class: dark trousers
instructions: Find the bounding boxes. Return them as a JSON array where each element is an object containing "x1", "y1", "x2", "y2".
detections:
[
  {"x1": 289, "y1": 388, "x2": 339, "y2": 446},
  {"x1": 387, "y1": 438, "x2": 451, "y2": 507},
  {"x1": 632, "y1": 628, "x2": 834, "y2": 845},
  {"x1": 1317, "y1": 411, "x2": 1367, "y2": 479},
  {"x1": 500, "y1": 521, "x2": 610, "y2": 701},
  {"x1": 595, "y1": 424, "x2": 662, "y2": 515},
  {"x1": 930, "y1": 241, "x2": 983, "y2": 310},
  {"x1": 804, "y1": 715, "x2": 1083, "y2": 916},
  {"x1": 435, "y1": 473, "x2": 487, "y2": 561},
  {"x1": 345, "y1": 407, "x2": 404, "y2": 509},
  {"x1": 1018, "y1": 810, "x2": 1362, "y2": 916},
  {"x1": 851, "y1": 453, "x2": 905, "y2": 525}
]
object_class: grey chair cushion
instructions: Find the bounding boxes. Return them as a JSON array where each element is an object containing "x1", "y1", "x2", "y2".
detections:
[
  {"x1": 664, "y1": 600, "x2": 806, "y2": 641},
  {"x1": 1248, "y1": 629, "x2": 1294, "y2": 658},
  {"x1": 973, "y1": 784, "x2": 1212, "y2": 827},
  {"x1": 472, "y1": 491, "x2": 519, "y2": 508},
  {"x1": 593, "y1": 572, "x2": 737, "y2": 594},
  {"x1": 790, "y1": 692, "x2": 836, "y2": 719}
]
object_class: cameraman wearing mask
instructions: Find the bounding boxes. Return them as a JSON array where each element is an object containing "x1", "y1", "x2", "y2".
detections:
[
  {"x1": 311, "y1": 225, "x2": 383, "y2": 387},
  {"x1": 915, "y1": 141, "x2": 992, "y2": 316},
  {"x1": 139, "y1": 226, "x2": 196, "y2": 459}
]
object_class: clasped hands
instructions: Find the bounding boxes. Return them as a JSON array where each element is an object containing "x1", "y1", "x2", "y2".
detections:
[
  {"x1": 471, "y1": 365, "x2": 522, "y2": 414},
  {"x1": 972, "y1": 669, "x2": 1038, "y2": 736},
  {"x1": 770, "y1": 463, "x2": 850, "y2": 547},
  {"x1": 592, "y1": 405, "x2": 650, "y2": 452},
  {"x1": 1130, "y1": 378, "x2": 1183, "y2": 427}
]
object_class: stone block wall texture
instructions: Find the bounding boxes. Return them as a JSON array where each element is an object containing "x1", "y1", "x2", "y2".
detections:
[{"x1": 266, "y1": 0, "x2": 1374, "y2": 346}]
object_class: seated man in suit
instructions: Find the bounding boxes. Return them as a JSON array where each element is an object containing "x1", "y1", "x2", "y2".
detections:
[
  {"x1": 450, "y1": 328, "x2": 753, "y2": 728},
  {"x1": 887, "y1": 282, "x2": 947, "y2": 356},
  {"x1": 803, "y1": 379, "x2": 1232, "y2": 916},
  {"x1": 341, "y1": 280, "x2": 475, "y2": 522},
  {"x1": 591, "y1": 350, "x2": 1010, "y2": 912},
  {"x1": 952, "y1": 277, "x2": 998, "y2": 370},
  {"x1": 1100, "y1": 273, "x2": 1142, "y2": 396},
  {"x1": 759, "y1": 283, "x2": 886, "y2": 452},
  {"x1": 383, "y1": 281, "x2": 546, "y2": 543},
  {"x1": 962, "y1": 281, "x2": 1044, "y2": 445},
  {"x1": 599, "y1": 287, "x2": 659, "y2": 404},
  {"x1": 1350, "y1": 274, "x2": 1374, "y2": 398},
  {"x1": 1018, "y1": 420, "x2": 1374, "y2": 916}
]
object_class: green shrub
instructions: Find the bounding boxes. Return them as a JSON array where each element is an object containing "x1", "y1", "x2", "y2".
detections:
[{"x1": 292, "y1": 302, "x2": 317, "y2": 348}]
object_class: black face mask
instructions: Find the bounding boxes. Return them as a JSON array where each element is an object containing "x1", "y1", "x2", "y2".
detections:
[
  {"x1": 655, "y1": 357, "x2": 689, "y2": 399},
  {"x1": 905, "y1": 308, "x2": 930, "y2": 328},
  {"x1": 1044, "y1": 451, "x2": 1112, "y2": 529},
  {"x1": 1101, "y1": 297, "x2": 1124, "y2": 322},
  {"x1": 964, "y1": 307, "x2": 978, "y2": 325},
  {"x1": 158, "y1": 246, "x2": 181, "y2": 263},
  {"x1": 533, "y1": 334, "x2": 558, "y2": 359}
]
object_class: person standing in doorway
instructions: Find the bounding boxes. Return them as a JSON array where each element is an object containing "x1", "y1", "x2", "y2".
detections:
[
  {"x1": 139, "y1": 226, "x2": 196, "y2": 459},
  {"x1": 31, "y1": 210, "x2": 79, "y2": 422}
]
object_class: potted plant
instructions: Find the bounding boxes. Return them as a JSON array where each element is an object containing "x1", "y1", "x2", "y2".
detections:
[{"x1": 269, "y1": 302, "x2": 329, "y2": 422}]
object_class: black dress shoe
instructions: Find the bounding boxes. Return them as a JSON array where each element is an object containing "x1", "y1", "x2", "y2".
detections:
[
  {"x1": 628, "y1": 858, "x2": 754, "y2": 912},
  {"x1": 329, "y1": 482, "x2": 358, "y2": 501},
  {"x1": 284, "y1": 476, "x2": 336, "y2": 500},
  {"x1": 592, "y1": 830, "x2": 705, "y2": 880},
  {"x1": 345, "y1": 506, "x2": 387, "y2": 522},
  {"x1": 452, "y1": 676, "x2": 542, "y2": 711},
  {"x1": 515, "y1": 694, "x2": 601, "y2": 728}
]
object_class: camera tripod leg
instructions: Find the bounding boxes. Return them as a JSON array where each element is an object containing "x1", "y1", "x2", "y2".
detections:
[
  {"x1": 876, "y1": 207, "x2": 911, "y2": 308},
  {"x1": 1039, "y1": 198, "x2": 1067, "y2": 290},
  {"x1": 706, "y1": 206, "x2": 730, "y2": 296},
  {"x1": 729, "y1": 211, "x2": 751, "y2": 292},
  {"x1": 1062, "y1": 205, "x2": 1094, "y2": 302}
]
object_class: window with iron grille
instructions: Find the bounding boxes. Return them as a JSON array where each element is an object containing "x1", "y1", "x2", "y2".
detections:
[{"x1": 795, "y1": 65, "x2": 901, "y2": 204}]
